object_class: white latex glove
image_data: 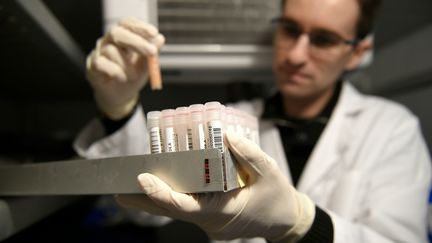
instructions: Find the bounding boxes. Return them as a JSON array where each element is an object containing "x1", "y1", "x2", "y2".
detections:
[
  {"x1": 117, "y1": 132, "x2": 316, "y2": 242},
  {"x1": 86, "y1": 18, "x2": 165, "y2": 120}
]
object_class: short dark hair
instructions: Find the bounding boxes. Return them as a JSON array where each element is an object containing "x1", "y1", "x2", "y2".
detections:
[{"x1": 281, "y1": 0, "x2": 382, "y2": 40}]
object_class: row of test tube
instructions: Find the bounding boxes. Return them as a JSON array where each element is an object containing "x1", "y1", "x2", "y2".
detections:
[{"x1": 146, "y1": 101, "x2": 259, "y2": 154}]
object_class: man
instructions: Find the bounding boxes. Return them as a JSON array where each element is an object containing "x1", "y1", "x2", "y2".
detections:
[{"x1": 75, "y1": 0, "x2": 432, "y2": 242}]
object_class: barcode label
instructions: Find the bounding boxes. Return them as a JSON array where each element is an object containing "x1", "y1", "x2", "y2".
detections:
[
  {"x1": 150, "y1": 127, "x2": 162, "y2": 154},
  {"x1": 208, "y1": 121, "x2": 224, "y2": 154},
  {"x1": 213, "y1": 127, "x2": 222, "y2": 148},
  {"x1": 164, "y1": 127, "x2": 177, "y2": 152},
  {"x1": 187, "y1": 128, "x2": 193, "y2": 150}
]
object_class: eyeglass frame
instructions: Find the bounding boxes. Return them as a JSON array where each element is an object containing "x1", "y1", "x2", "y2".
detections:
[{"x1": 271, "y1": 17, "x2": 361, "y2": 50}]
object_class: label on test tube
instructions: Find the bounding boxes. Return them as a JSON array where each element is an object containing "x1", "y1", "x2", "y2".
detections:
[
  {"x1": 194, "y1": 124, "x2": 206, "y2": 149},
  {"x1": 147, "y1": 111, "x2": 163, "y2": 154},
  {"x1": 150, "y1": 127, "x2": 162, "y2": 153},
  {"x1": 207, "y1": 120, "x2": 224, "y2": 154},
  {"x1": 177, "y1": 130, "x2": 189, "y2": 151},
  {"x1": 164, "y1": 127, "x2": 176, "y2": 152},
  {"x1": 161, "y1": 109, "x2": 177, "y2": 153},
  {"x1": 175, "y1": 107, "x2": 190, "y2": 152},
  {"x1": 189, "y1": 104, "x2": 206, "y2": 150},
  {"x1": 205, "y1": 101, "x2": 225, "y2": 154}
]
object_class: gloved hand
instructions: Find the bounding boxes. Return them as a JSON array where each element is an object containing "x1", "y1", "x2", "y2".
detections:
[
  {"x1": 86, "y1": 18, "x2": 165, "y2": 120},
  {"x1": 117, "y1": 132, "x2": 316, "y2": 242}
]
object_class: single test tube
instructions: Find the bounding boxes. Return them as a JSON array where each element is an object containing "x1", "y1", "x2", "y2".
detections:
[
  {"x1": 204, "y1": 101, "x2": 225, "y2": 154},
  {"x1": 147, "y1": 55, "x2": 162, "y2": 90},
  {"x1": 242, "y1": 111, "x2": 252, "y2": 141},
  {"x1": 146, "y1": 111, "x2": 163, "y2": 154},
  {"x1": 234, "y1": 109, "x2": 245, "y2": 137},
  {"x1": 161, "y1": 109, "x2": 177, "y2": 152},
  {"x1": 250, "y1": 115, "x2": 260, "y2": 145},
  {"x1": 225, "y1": 107, "x2": 236, "y2": 133},
  {"x1": 175, "y1": 107, "x2": 191, "y2": 151},
  {"x1": 189, "y1": 104, "x2": 206, "y2": 150}
]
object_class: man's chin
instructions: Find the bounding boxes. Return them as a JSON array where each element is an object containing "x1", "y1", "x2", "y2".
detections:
[{"x1": 277, "y1": 81, "x2": 312, "y2": 99}]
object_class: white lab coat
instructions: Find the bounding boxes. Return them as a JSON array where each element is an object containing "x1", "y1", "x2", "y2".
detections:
[{"x1": 74, "y1": 82, "x2": 431, "y2": 243}]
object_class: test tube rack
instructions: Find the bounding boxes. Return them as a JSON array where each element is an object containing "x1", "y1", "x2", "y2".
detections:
[{"x1": 0, "y1": 148, "x2": 244, "y2": 196}]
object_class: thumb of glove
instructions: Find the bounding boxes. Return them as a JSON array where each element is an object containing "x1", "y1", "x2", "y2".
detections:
[
  {"x1": 225, "y1": 131, "x2": 278, "y2": 182},
  {"x1": 224, "y1": 131, "x2": 315, "y2": 242},
  {"x1": 137, "y1": 173, "x2": 200, "y2": 220}
]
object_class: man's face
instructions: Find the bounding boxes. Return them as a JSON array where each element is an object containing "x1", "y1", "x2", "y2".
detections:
[{"x1": 273, "y1": 0, "x2": 363, "y2": 99}]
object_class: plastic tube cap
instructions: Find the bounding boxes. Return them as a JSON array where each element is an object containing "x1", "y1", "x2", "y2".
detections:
[
  {"x1": 175, "y1": 107, "x2": 189, "y2": 124},
  {"x1": 161, "y1": 109, "x2": 176, "y2": 127},
  {"x1": 147, "y1": 111, "x2": 161, "y2": 128},
  {"x1": 189, "y1": 104, "x2": 204, "y2": 121}
]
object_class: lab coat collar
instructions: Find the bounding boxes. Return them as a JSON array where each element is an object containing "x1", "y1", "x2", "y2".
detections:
[
  {"x1": 338, "y1": 82, "x2": 364, "y2": 115},
  {"x1": 296, "y1": 81, "x2": 366, "y2": 193}
]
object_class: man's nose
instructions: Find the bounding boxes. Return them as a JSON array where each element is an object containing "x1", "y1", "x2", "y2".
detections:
[{"x1": 285, "y1": 34, "x2": 309, "y2": 66}]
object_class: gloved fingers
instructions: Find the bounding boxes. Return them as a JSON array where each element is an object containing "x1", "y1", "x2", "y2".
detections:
[
  {"x1": 225, "y1": 131, "x2": 278, "y2": 179},
  {"x1": 91, "y1": 54, "x2": 128, "y2": 82},
  {"x1": 86, "y1": 50, "x2": 124, "y2": 87},
  {"x1": 151, "y1": 33, "x2": 166, "y2": 49},
  {"x1": 122, "y1": 50, "x2": 148, "y2": 83},
  {"x1": 115, "y1": 194, "x2": 170, "y2": 216},
  {"x1": 107, "y1": 25, "x2": 158, "y2": 56},
  {"x1": 99, "y1": 43, "x2": 127, "y2": 70},
  {"x1": 137, "y1": 173, "x2": 201, "y2": 215},
  {"x1": 119, "y1": 18, "x2": 166, "y2": 47},
  {"x1": 119, "y1": 17, "x2": 158, "y2": 39},
  {"x1": 98, "y1": 43, "x2": 146, "y2": 83}
]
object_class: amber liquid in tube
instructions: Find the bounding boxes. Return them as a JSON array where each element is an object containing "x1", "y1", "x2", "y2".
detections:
[{"x1": 147, "y1": 55, "x2": 162, "y2": 90}]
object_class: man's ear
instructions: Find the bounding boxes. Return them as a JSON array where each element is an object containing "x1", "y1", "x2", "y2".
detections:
[{"x1": 345, "y1": 36, "x2": 373, "y2": 71}]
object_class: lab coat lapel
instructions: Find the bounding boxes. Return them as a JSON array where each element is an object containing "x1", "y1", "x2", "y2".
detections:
[{"x1": 296, "y1": 82, "x2": 364, "y2": 193}]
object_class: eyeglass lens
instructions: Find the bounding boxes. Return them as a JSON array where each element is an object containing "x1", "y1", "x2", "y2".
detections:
[{"x1": 275, "y1": 18, "x2": 355, "y2": 49}]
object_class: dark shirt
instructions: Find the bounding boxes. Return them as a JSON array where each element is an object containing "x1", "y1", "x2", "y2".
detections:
[
  {"x1": 262, "y1": 81, "x2": 342, "y2": 186},
  {"x1": 100, "y1": 104, "x2": 138, "y2": 135}
]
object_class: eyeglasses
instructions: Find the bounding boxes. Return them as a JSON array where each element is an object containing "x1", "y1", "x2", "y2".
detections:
[{"x1": 271, "y1": 17, "x2": 359, "y2": 57}]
